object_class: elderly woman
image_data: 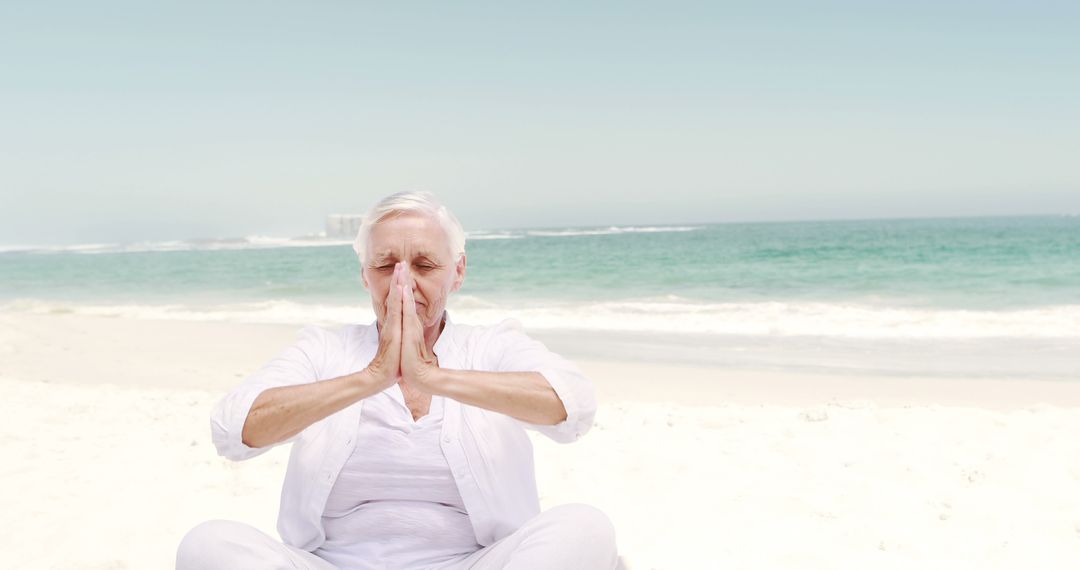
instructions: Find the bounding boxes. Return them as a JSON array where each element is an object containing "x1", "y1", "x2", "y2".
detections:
[{"x1": 176, "y1": 191, "x2": 619, "y2": 570}]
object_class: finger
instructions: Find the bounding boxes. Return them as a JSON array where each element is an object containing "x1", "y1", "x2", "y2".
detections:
[
  {"x1": 399, "y1": 262, "x2": 410, "y2": 297},
  {"x1": 400, "y1": 284, "x2": 414, "y2": 339},
  {"x1": 387, "y1": 271, "x2": 400, "y2": 312},
  {"x1": 403, "y1": 285, "x2": 426, "y2": 349},
  {"x1": 394, "y1": 261, "x2": 406, "y2": 292},
  {"x1": 386, "y1": 266, "x2": 404, "y2": 327},
  {"x1": 403, "y1": 282, "x2": 415, "y2": 315},
  {"x1": 407, "y1": 290, "x2": 430, "y2": 359},
  {"x1": 392, "y1": 283, "x2": 404, "y2": 334},
  {"x1": 380, "y1": 269, "x2": 395, "y2": 336},
  {"x1": 388, "y1": 262, "x2": 400, "y2": 298}
]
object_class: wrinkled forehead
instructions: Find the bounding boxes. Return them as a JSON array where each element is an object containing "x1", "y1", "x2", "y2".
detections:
[{"x1": 367, "y1": 212, "x2": 452, "y2": 261}]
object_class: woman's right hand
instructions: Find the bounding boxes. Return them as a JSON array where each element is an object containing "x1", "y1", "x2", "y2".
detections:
[{"x1": 365, "y1": 261, "x2": 405, "y2": 391}]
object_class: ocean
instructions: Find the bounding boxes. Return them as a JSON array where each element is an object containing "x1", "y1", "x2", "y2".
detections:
[{"x1": 2, "y1": 215, "x2": 1077, "y2": 380}]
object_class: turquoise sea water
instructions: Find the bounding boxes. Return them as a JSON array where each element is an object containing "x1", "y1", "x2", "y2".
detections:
[
  {"x1": 2, "y1": 215, "x2": 1077, "y2": 378},
  {"x1": 2, "y1": 215, "x2": 1078, "y2": 308}
]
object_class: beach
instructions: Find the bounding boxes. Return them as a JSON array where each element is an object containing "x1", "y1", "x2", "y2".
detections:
[
  {"x1": 4, "y1": 0, "x2": 1078, "y2": 563},
  {"x1": 3, "y1": 310, "x2": 1079, "y2": 569}
]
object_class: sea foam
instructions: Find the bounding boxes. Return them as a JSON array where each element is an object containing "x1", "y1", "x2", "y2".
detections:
[{"x1": 3, "y1": 297, "x2": 1077, "y2": 340}]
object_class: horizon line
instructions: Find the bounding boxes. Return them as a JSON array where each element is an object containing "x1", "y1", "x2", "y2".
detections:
[{"x1": 0, "y1": 211, "x2": 1075, "y2": 251}]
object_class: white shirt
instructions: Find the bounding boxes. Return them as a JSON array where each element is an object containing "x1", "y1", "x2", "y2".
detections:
[
  {"x1": 210, "y1": 310, "x2": 598, "y2": 553},
  {"x1": 315, "y1": 389, "x2": 479, "y2": 569}
]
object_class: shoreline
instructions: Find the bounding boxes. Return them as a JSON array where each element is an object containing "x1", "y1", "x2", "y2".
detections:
[{"x1": 1, "y1": 311, "x2": 1077, "y2": 410}]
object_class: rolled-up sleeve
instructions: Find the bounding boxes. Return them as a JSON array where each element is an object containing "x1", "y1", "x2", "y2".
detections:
[
  {"x1": 210, "y1": 325, "x2": 329, "y2": 461},
  {"x1": 484, "y1": 318, "x2": 598, "y2": 444}
]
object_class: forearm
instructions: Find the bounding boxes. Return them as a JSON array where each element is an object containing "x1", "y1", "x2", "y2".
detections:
[
  {"x1": 433, "y1": 368, "x2": 568, "y2": 426},
  {"x1": 241, "y1": 368, "x2": 380, "y2": 448}
]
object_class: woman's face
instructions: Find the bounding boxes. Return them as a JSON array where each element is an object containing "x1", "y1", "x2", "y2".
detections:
[{"x1": 361, "y1": 211, "x2": 466, "y2": 333}]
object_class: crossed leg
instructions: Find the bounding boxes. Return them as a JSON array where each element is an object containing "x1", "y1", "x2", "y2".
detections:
[
  {"x1": 176, "y1": 519, "x2": 340, "y2": 570},
  {"x1": 450, "y1": 503, "x2": 620, "y2": 570},
  {"x1": 177, "y1": 503, "x2": 619, "y2": 570}
]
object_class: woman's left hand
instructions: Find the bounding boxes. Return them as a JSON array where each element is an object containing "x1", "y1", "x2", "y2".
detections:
[{"x1": 399, "y1": 279, "x2": 444, "y2": 394}]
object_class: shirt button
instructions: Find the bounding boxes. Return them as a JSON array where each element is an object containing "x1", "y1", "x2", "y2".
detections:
[{"x1": 443, "y1": 435, "x2": 451, "y2": 443}]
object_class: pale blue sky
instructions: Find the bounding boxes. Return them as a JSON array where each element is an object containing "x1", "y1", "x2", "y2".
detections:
[{"x1": 2, "y1": 1, "x2": 1078, "y2": 245}]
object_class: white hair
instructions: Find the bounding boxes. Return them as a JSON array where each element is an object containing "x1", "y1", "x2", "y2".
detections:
[{"x1": 351, "y1": 191, "x2": 466, "y2": 266}]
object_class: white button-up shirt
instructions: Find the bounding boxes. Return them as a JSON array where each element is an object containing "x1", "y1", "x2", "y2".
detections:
[{"x1": 210, "y1": 310, "x2": 598, "y2": 551}]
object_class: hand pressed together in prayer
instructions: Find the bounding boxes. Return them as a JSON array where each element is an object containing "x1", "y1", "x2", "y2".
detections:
[{"x1": 368, "y1": 261, "x2": 444, "y2": 395}]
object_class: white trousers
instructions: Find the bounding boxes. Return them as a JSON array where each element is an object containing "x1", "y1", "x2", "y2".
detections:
[{"x1": 176, "y1": 503, "x2": 621, "y2": 570}]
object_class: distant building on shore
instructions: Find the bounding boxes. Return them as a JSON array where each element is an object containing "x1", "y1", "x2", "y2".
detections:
[{"x1": 325, "y1": 214, "x2": 364, "y2": 239}]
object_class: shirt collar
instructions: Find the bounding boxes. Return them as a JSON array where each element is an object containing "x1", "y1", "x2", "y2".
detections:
[{"x1": 432, "y1": 309, "x2": 453, "y2": 357}]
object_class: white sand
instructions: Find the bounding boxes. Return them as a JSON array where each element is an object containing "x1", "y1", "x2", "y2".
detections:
[{"x1": 2, "y1": 312, "x2": 1079, "y2": 569}]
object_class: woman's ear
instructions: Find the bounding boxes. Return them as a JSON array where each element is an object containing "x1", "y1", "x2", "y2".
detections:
[{"x1": 450, "y1": 253, "x2": 467, "y2": 293}]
